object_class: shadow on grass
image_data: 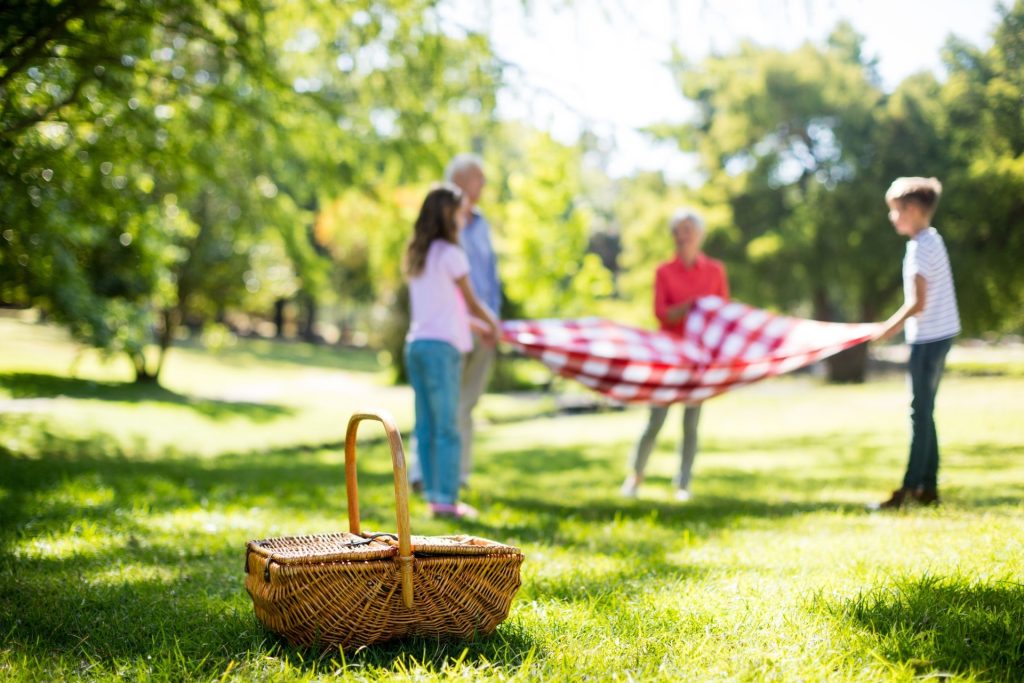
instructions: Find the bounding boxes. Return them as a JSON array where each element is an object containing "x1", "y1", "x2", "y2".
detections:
[
  {"x1": 0, "y1": 426, "x2": 715, "y2": 676},
  {"x1": 467, "y1": 441, "x2": 860, "y2": 538},
  {"x1": 263, "y1": 621, "x2": 543, "y2": 674},
  {"x1": 947, "y1": 443, "x2": 1024, "y2": 463},
  {"x1": 0, "y1": 531, "x2": 539, "y2": 677},
  {"x1": 0, "y1": 428, "x2": 539, "y2": 676},
  {"x1": 466, "y1": 492, "x2": 848, "y2": 559},
  {"x1": 818, "y1": 575, "x2": 1024, "y2": 682},
  {"x1": 0, "y1": 371, "x2": 293, "y2": 422},
  {"x1": 0, "y1": 430, "x2": 403, "y2": 542},
  {"x1": 3, "y1": 423, "x2": 1018, "y2": 677},
  {"x1": 177, "y1": 336, "x2": 383, "y2": 374}
]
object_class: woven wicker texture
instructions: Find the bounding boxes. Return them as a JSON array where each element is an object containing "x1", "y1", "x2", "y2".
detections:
[{"x1": 244, "y1": 410, "x2": 524, "y2": 649}]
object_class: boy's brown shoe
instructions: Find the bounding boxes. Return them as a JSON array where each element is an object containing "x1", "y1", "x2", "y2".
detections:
[
  {"x1": 912, "y1": 488, "x2": 940, "y2": 506},
  {"x1": 867, "y1": 488, "x2": 908, "y2": 511}
]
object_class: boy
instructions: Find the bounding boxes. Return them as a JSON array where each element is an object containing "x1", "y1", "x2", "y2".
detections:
[{"x1": 871, "y1": 177, "x2": 960, "y2": 510}]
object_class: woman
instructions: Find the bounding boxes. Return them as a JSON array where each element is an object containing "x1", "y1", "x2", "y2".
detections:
[{"x1": 620, "y1": 208, "x2": 729, "y2": 502}]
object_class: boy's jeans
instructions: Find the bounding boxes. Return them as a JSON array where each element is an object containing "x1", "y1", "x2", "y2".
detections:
[
  {"x1": 405, "y1": 339, "x2": 463, "y2": 505},
  {"x1": 903, "y1": 337, "x2": 954, "y2": 491}
]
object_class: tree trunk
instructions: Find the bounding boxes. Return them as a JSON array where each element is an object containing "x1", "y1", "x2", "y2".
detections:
[
  {"x1": 813, "y1": 286, "x2": 869, "y2": 383},
  {"x1": 131, "y1": 352, "x2": 160, "y2": 384},
  {"x1": 384, "y1": 285, "x2": 411, "y2": 384},
  {"x1": 273, "y1": 298, "x2": 287, "y2": 338},
  {"x1": 151, "y1": 307, "x2": 178, "y2": 383},
  {"x1": 131, "y1": 308, "x2": 177, "y2": 385},
  {"x1": 825, "y1": 344, "x2": 868, "y2": 383},
  {"x1": 299, "y1": 290, "x2": 318, "y2": 342}
]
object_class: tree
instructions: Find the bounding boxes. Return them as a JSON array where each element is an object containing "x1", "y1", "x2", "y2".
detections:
[
  {"x1": 655, "y1": 23, "x2": 954, "y2": 381},
  {"x1": 490, "y1": 126, "x2": 614, "y2": 320},
  {"x1": 938, "y1": 0, "x2": 1024, "y2": 335},
  {"x1": 264, "y1": 1, "x2": 503, "y2": 342},
  {"x1": 0, "y1": 0, "x2": 505, "y2": 383},
  {"x1": 1, "y1": 1, "x2": 311, "y2": 380}
]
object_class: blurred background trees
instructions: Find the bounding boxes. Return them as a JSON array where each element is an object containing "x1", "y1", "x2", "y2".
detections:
[
  {"x1": 2, "y1": 0, "x2": 1021, "y2": 386},
  {"x1": 645, "y1": 3, "x2": 1024, "y2": 380}
]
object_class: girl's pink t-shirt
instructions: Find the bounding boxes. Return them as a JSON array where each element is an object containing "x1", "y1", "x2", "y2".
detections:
[{"x1": 406, "y1": 240, "x2": 472, "y2": 352}]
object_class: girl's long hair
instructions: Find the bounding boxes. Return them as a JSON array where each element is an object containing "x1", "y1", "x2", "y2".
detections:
[{"x1": 403, "y1": 183, "x2": 463, "y2": 278}]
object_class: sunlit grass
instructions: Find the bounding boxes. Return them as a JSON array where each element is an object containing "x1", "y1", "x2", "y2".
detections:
[{"x1": 2, "y1": 318, "x2": 1023, "y2": 680}]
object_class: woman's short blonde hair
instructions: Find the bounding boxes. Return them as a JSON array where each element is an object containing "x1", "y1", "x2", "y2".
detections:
[{"x1": 669, "y1": 208, "x2": 705, "y2": 234}]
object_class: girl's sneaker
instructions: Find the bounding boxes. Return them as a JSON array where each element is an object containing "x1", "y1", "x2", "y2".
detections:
[{"x1": 429, "y1": 502, "x2": 479, "y2": 520}]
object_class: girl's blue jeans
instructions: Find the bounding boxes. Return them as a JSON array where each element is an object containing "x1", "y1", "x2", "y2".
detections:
[
  {"x1": 405, "y1": 339, "x2": 463, "y2": 505},
  {"x1": 903, "y1": 336, "x2": 953, "y2": 491}
]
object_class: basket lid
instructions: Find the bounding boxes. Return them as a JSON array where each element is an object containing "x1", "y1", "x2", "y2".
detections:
[
  {"x1": 408, "y1": 534, "x2": 522, "y2": 556},
  {"x1": 247, "y1": 531, "x2": 521, "y2": 566},
  {"x1": 247, "y1": 532, "x2": 398, "y2": 565}
]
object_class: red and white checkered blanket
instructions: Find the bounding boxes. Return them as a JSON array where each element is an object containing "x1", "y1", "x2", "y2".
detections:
[{"x1": 500, "y1": 296, "x2": 880, "y2": 405}]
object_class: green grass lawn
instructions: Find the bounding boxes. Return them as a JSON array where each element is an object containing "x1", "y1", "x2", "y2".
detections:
[{"x1": 1, "y1": 317, "x2": 1023, "y2": 681}]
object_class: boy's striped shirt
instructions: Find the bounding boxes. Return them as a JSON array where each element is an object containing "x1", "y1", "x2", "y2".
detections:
[{"x1": 903, "y1": 227, "x2": 960, "y2": 344}]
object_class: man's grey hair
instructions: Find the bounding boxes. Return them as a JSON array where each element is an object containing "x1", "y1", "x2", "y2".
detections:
[
  {"x1": 669, "y1": 208, "x2": 705, "y2": 234},
  {"x1": 445, "y1": 153, "x2": 484, "y2": 182}
]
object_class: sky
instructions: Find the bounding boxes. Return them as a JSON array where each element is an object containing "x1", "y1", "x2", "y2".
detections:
[{"x1": 441, "y1": 0, "x2": 1000, "y2": 181}]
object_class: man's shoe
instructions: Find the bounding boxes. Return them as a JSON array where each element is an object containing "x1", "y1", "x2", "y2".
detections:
[
  {"x1": 619, "y1": 478, "x2": 639, "y2": 499},
  {"x1": 912, "y1": 488, "x2": 940, "y2": 506},
  {"x1": 867, "y1": 488, "x2": 908, "y2": 511},
  {"x1": 674, "y1": 488, "x2": 692, "y2": 503}
]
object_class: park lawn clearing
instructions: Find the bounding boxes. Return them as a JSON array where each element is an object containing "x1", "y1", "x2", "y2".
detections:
[{"x1": 1, "y1": 318, "x2": 1023, "y2": 681}]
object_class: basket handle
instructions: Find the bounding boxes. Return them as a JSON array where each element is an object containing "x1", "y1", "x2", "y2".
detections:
[{"x1": 345, "y1": 410, "x2": 414, "y2": 608}]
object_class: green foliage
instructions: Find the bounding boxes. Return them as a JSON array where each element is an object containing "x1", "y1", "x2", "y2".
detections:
[
  {"x1": 653, "y1": 8, "x2": 1024, "y2": 342},
  {"x1": 2, "y1": 1, "x2": 307, "y2": 379},
  {"x1": 316, "y1": 125, "x2": 621, "y2": 381},
  {"x1": 661, "y1": 26, "x2": 896, "y2": 324},
  {"x1": 491, "y1": 128, "x2": 614, "y2": 319},
  {"x1": 0, "y1": 0, "x2": 505, "y2": 383},
  {"x1": 4, "y1": 0, "x2": 1021, "y2": 393},
  {"x1": 938, "y1": 0, "x2": 1024, "y2": 334}
]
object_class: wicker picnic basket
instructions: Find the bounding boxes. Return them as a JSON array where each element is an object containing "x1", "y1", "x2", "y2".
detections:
[{"x1": 244, "y1": 410, "x2": 524, "y2": 649}]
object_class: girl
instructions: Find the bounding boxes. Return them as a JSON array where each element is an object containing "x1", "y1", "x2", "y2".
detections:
[{"x1": 404, "y1": 183, "x2": 499, "y2": 519}]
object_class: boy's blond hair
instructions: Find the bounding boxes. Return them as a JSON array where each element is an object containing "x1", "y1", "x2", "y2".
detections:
[{"x1": 885, "y1": 176, "x2": 943, "y2": 215}]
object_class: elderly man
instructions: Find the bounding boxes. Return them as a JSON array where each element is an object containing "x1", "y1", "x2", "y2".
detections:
[
  {"x1": 620, "y1": 208, "x2": 729, "y2": 502},
  {"x1": 411, "y1": 153, "x2": 501, "y2": 491}
]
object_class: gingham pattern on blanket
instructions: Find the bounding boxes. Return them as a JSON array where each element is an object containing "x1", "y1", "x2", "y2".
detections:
[{"x1": 500, "y1": 296, "x2": 880, "y2": 405}]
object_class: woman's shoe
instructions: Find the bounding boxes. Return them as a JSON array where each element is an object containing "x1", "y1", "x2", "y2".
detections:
[{"x1": 912, "y1": 488, "x2": 940, "y2": 506}]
